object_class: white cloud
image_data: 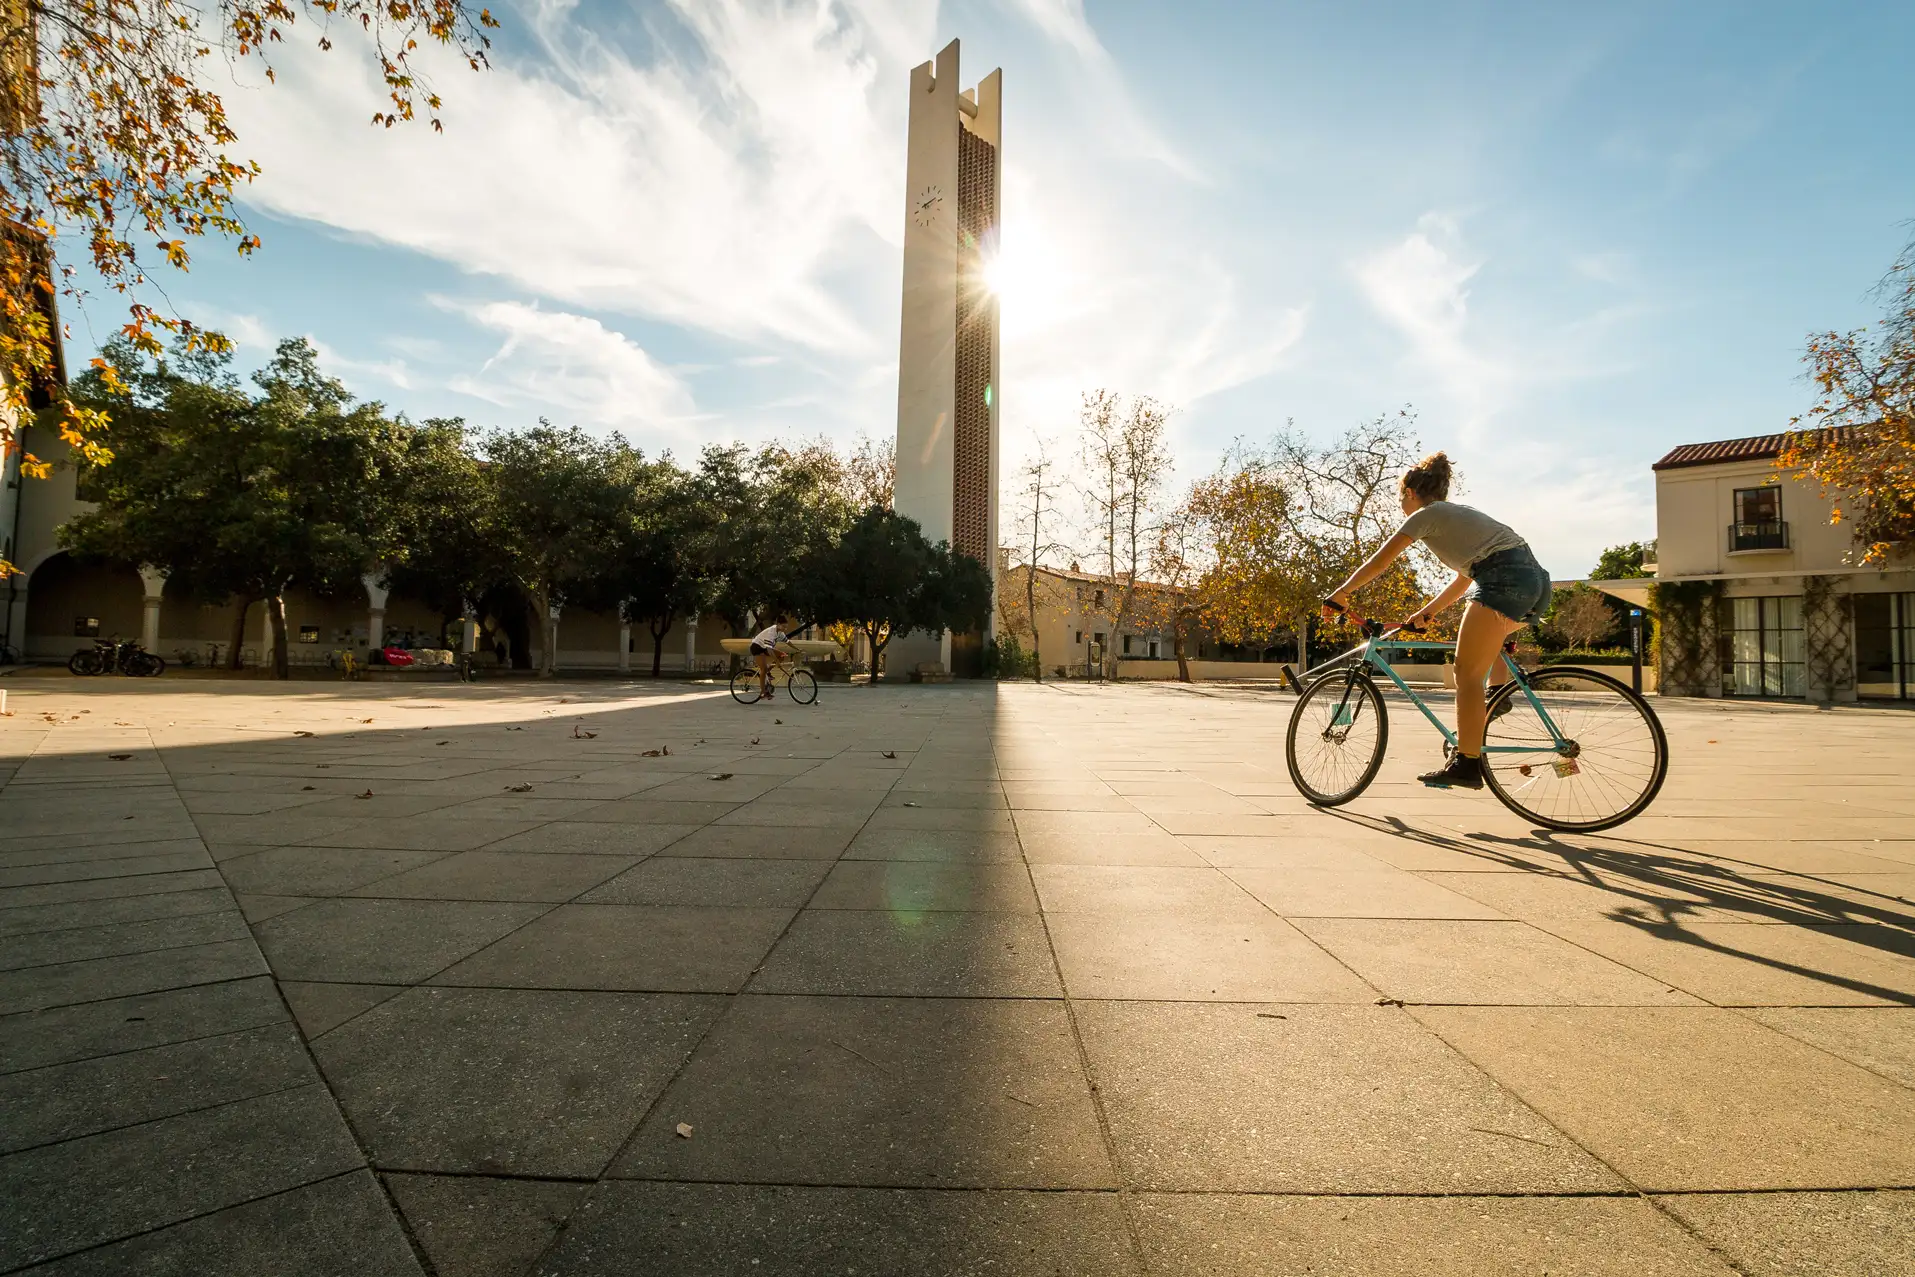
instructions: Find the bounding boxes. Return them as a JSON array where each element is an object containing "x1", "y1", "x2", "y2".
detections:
[
  {"x1": 226, "y1": 0, "x2": 937, "y2": 353},
  {"x1": 443, "y1": 298, "x2": 698, "y2": 436},
  {"x1": 1355, "y1": 213, "x2": 1508, "y2": 411}
]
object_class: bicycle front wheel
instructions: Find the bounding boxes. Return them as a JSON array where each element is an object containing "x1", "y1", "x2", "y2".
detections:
[
  {"x1": 1286, "y1": 671, "x2": 1389, "y2": 806},
  {"x1": 730, "y1": 669, "x2": 765, "y2": 704},
  {"x1": 1482, "y1": 667, "x2": 1668, "y2": 832},
  {"x1": 130, "y1": 653, "x2": 165, "y2": 677},
  {"x1": 786, "y1": 668, "x2": 818, "y2": 705},
  {"x1": 68, "y1": 650, "x2": 102, "y2": 676}
]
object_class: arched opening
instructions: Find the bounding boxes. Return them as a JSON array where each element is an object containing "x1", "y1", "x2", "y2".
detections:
[{"x1": 21, "y1": 552, "x2": 144, "y2": 661}]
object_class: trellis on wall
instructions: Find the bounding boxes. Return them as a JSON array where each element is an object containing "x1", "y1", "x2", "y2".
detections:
[
  {"x1": 1802, "y1": 574, "x2": 1854, "y2": 703},
  {"x1": 1650, "y1": 579, "x2": 1722, "y2": 697}
]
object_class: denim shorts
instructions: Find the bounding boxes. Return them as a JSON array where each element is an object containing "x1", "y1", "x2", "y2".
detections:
[{"x1": 1465, "y1": 545, "x2": 1552, "y2": 624}]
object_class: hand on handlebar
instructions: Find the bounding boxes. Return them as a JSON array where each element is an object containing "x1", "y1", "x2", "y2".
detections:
[{"x1": 1319, "y1": 596, "x2": 1362, "y2": 625}]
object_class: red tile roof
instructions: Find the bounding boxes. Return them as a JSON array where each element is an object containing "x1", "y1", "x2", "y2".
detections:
[{"x1": 1652, "y1": 428, "x2": 1846, "y2": 471}]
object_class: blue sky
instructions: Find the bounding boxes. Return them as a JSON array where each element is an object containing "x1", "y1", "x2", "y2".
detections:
[{"x1": 66, "y1": 0, "x2": 1915, "y2": 577}]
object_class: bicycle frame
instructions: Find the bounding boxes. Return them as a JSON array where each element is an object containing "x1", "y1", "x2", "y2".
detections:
[{"x1": 1293, "y1": 629, "x2": 1569, "y2": 756}]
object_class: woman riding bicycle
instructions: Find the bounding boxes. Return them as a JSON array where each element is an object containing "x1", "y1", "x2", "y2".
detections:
[
  {"x1": 1319, "y1": 452, "x2": 1551, "y2": 790},
  {"x1": 749, "y1": 623, "x2": 792, "y2": 702}
]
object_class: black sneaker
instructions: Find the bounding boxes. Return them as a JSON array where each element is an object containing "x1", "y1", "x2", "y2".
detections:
[{"x1": 1418, "y1": 752, "x2": 1485, "y2": 789}]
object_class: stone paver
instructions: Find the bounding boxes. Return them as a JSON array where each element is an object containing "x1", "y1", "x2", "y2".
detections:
[{"x1": 2, "y1": 677, "x2": 1912, "y2": 1273}]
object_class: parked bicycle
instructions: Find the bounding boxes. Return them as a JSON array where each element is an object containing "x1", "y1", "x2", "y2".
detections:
[
  {"x1": 1283, "y1": 618, "x2": 1667, "y2": 832},
  {"x1": 68, "y1": 638, "x2": 166, "y2": 678}
]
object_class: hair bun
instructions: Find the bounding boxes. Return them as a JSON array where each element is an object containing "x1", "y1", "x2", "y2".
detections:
[{"x1": 1401, "y1": 451, "x2": 1453, "y2": 503}]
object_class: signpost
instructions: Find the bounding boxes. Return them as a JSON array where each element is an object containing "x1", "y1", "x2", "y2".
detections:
[{"x1": 1629, "y1": 608, "x2": 1644, "y2": 694}]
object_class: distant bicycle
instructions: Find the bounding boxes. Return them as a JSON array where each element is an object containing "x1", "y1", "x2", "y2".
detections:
[
  {"x1": 730, "y1": 657, "x2": 818, "y2": 706},
  {"x1": 69, "y1": 638, "x2": 165, "y2": 678},
  {"x1": 1283, "y1": 618, "x2": 1667, "y2": 832}
]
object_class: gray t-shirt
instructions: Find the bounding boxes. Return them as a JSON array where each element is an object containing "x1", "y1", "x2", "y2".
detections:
[{"x1": 1398, "y1": 501, "x2": 1526, "y2": 574}]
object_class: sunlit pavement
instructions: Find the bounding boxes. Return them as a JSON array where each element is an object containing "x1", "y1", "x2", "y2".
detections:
[{"x1": 2, "y1": 675, "x2": 1912, "y2": 1275}]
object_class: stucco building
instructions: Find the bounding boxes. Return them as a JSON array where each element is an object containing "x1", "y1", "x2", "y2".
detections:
[{"x1": 1624, "y1": 432, "x2": 1914, "y2": 702}]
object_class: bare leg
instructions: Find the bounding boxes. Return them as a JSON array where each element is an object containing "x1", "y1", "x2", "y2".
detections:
[
  {"x1": 1453, "y1": 601, "x2": 1524, "y2": 757},
  {"x1": 756, "y1": 652, "x2": 772, "y2": 697}
]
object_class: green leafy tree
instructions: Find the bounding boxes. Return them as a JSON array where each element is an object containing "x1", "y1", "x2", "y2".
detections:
[
  {"x1": 62, "y1": 335, "x2": 399, "y2": 676},
  {"x1": 1591, "y1": 541, "x2": 1652, "y2": 580},
  {"x1": 381, "y1": 416, "x2": 500, "y2": 637},
  {"x1": 483, "y1": 423, "x2": 626, "y2": 677},
  {"x1": 799, "y1": 508, "x2": 991, "y2": 679}
]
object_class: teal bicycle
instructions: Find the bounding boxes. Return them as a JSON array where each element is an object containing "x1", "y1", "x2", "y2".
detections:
[{"x1": 1282, "y1": 618, "x2": 1667, "y2": 831}]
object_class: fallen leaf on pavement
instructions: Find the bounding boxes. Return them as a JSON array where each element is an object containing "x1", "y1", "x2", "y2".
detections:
[
  {"x1": 506, "y1": 783, "x2": 534, "y2": 793},
  {"x1": 774, "y1": 719, "x2": 783, "y2": 725},
  {"x1": 294, "y1": 731, "x2": 315, "y2": 738},
  {"x1": 1375, "y1": 997, "x2": 1405, "y2": 1007},
  {"x1": 506, "y1": 726, "x2": 525, "y2": 732},
  {"x1": 355, "y1": 790, "x2": 374, "y2": 799},
  {"x1": 641, "y1": 748, "x2": 666, "y2": 758},
  {"x1": 902, "y1": 801, "x2": 920, "y2": 808},
  {"x1": 749, "y1": 737, "x2": 760, "y2": 746},
  {"x1": 436, "y1": 741, "x2": 449, "y2": 746},
  {"x1": 708, "y1": 773, "x2": 733, "y2": 781},
  {"x1": 107, "y1": 754, "x2": 132, "y2": 761},
  {"x1": 675, "y1": 1123, "x2": 693, "y2": 1139},
  {"x1": 573, "y1": 726, "x2": 597, "y2": 739},
  {"x1": 302, "y1": 786, "x2": 316, "y2": 791},
  {"x1": 359, "y1": 718, "x2": 374, "y2": 724},
  {"x1": 881, "y1": 751, "x2": 896, "y2": 759}
]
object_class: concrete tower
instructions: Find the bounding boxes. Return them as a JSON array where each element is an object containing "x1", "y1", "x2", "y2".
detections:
[{"x1": 891, "y1": 39, "x2": 1001, "y2": 678}]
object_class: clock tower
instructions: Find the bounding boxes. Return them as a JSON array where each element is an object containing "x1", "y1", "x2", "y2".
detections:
[{"x1": 891, "y1": 39, "x2": 1001, "y2": 679}]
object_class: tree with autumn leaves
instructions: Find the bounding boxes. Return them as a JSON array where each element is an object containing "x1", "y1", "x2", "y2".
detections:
[
  {"x1": 1181, "y1": 411, "x2": 1439, "y2": 669},
  {"x1": 1781, "y1": 232, "x2": 1914, "y2": 563},
  {"x1": 0, "y1": 0, "x2": 498, "y2": 574}
]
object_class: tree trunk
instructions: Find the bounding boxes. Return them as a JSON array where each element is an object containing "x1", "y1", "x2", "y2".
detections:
[
  {"x1": 650, "y1": 613, "x2": 672, "y2": 678},
  {"x1": 267, "y1": 594, "x2": 290, "y2": 680},
  {"x1": 227, "y1": 597, "x2": 254, "y2": 670},
  {"x1": 1297, "y1": 613, "x2": 1310, "y2": 670},
  {"x1": 866, "y1": 622, "x2": 887, "y2": 683},
  {"x1": 1174, "y1": 609, "x2": 1192, "y2": 684},
  {"x1": 532, "y1": 588, "x2": 555, "y2": 678},
  {"x1": 1027, "y1": 573, "x2": 1041, "y2": 683}
]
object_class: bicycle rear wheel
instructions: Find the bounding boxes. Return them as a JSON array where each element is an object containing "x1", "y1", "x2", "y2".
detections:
[
  {"x1": 1286, "y1": 671, "x2": 1389, "y2": 806},
  {"x1": 68, "y1": 649, "x2": 102, "y2": 676},
  {"x1": 786, "y1": 669, "x2": 818, "y2": 705},
  {"x1": 1481, "y1": 667, "x2": 1668, "y2": 832},
  {"x1": 729, "y1": 669, "x2": 765, "y2": 704},
  {"x1": 129, "y1": 652, "x2": 165, "y2": 677}
]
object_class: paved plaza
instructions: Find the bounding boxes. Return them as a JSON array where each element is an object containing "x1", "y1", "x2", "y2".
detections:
[{"x1": 1, "y1": 675, "x2": 1912, "y2": 1275}]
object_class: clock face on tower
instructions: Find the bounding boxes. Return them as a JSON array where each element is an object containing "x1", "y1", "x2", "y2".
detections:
[{"x1": 912, "y1": 185, "x2": 944, "y2": 228}]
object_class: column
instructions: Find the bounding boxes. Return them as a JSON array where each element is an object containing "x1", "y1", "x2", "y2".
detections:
[
  {"x1": 137, "y1": 565, "x2": 168, "y2": 654},
  {"x1": 684, "y1": 616, "x2": 698, "y2": 675},
  {"x1": 5, "y1": 584, "x2": 28, "y2": 660},
  {"x1": 546, "y1": 604, "x2": 562, "y2": 675},
  {"x1": 618, "y1": 617, "x2": 632, "y2": 674},
  {"x1": 363, "y1": 573, "x2": 391, "y2": 652}
]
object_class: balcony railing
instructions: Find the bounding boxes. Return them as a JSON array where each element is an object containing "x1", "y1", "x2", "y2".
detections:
[{"x1": 1728, "y1": 520, "x2": 1789, "y2": 552}]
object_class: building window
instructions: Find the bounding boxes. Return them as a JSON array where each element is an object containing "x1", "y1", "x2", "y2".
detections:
[
  {"x1": 1723, "y1": 596, "x2": 1804, "y2": 697},
  {"x1": 1093, "y1": 632, "x2": 1105, "y2": 650},
  {"x1": 1122, "y1": 635, "x2": 1132, "y2": 655},
  {"x1": 1730, "y1": 487, "x2": 1788, "y2": 551},
  {"x1": 1093, "y1": 589, "x2": 1105, "y2": 610},
  {"x1": 1074, "y1": 630, "x2": 1083, "y2": 645},
  {"x1": 1856, "y1": 593, "x2": 1915, "y2": 701},
  {"x1": 74, "y1": 616, "x2": 100, "y2": 638},
  {"x1": 297, "y1": 625, "x2": 321, "y2": 644},
  {"x1": 1148, "y1": 639, "x2": 1159, "y2": 659}
]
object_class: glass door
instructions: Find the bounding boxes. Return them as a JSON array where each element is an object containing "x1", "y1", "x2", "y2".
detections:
[
  {"x1": 1724, "y1": 596, "x2": 1804, "y2": 697},
  {"x1": 1856, "y1": 592, "x2": 1914, "y2": 700}
]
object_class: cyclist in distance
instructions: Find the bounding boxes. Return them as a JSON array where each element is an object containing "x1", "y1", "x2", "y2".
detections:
[
  {"x1": 749, "y1": 622, "x2": 793, "y2": 702},
  {"x1": 1319, "y1": 452, "x2": 1552, "y2": 790}
]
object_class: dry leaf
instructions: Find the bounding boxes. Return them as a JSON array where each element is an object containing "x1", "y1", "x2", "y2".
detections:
[
  {"x1": 663, "y1": 745, "x2": 671, "y2": 755},
  {"x1": 573, "y1": 726, "x2": 597, "y2": 739},
  {"x1": 749, "y1": 737, "x2": 761, "y2": 746},
  {"x1": 641, "y1": 748, "x2": 664, "y2": 758},
  {"x1": 881, "y1": 751, "x2": 896, "y2": 759},
  {"x1": 294, "y1": 731, "x2": 315, "y2": 738},
  {"x1": 506, "y1": 783, "x2": 534, "y2": 793},
  {"x1": 902, "y1": 801, "x2": 920, "y2": 808},
  {"x1": 506, "y1": 726, "x2": 525, "y2": 732},
  {"x1": 436, "y1": 741, "x2": 449, "y2": 746},
  {"x1": 708, "y1": 773, "x2": 733, "y2": 781},
  {"x1": 359, "y1": 718, "x2": 374, "y2": 724},
  {"x1": 302, "y1": 786, "x2": 316, "y2": 791},
  {"x1": 674, "y1": 1122, "x2": 694, "y2": 1139},
  {"x1": 355, "y1": 790, "x2": 374, "y2": 800},
  {"x1": 107, "y1": 753, "x2": 132, "y2": 761}
]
